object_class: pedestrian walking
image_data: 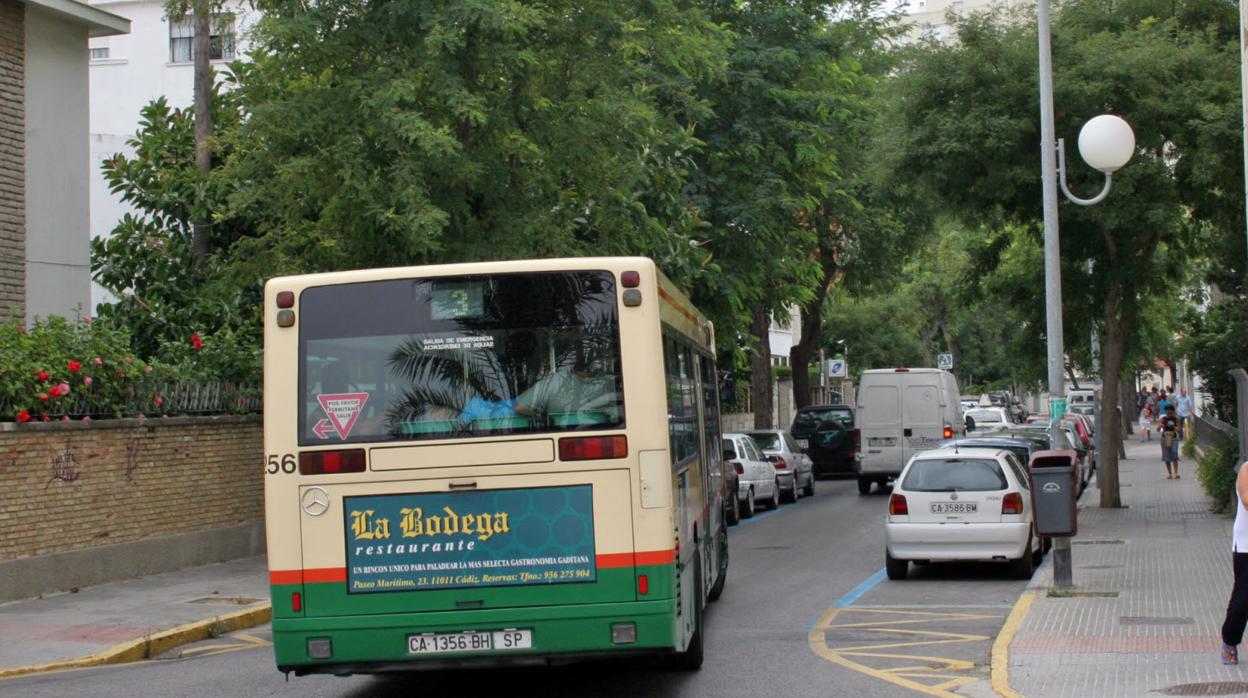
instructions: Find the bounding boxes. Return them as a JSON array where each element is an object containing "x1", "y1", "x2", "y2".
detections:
[
  {"x1": 1220, "y1": 457, "x2": 1248, "y2": 664},
  {"x1": 1176, "y1": 388, "x2": 1193, "y2": 440},
  {"x1": 1139, "y1": 404, "x2": 1154, "y2": 441},
  {"x1": 1158, "y1": 391, "x2": 1172, "y2": 417},
  {"x1": 1158, "y1": 406, "x2": 1180, "y2": 479}
]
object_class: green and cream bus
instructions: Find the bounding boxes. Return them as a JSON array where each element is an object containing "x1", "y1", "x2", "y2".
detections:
[{"x1": 263, "y1": 257, "x2": 729, "y2": 675}]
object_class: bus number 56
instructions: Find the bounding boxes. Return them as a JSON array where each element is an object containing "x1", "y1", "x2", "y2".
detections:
[{"x1": 267, "y1": 454, "x2": 297, "y2": 474}]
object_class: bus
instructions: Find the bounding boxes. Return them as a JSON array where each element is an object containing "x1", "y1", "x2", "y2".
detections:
[{"x1": 263, "y1": 257, "x2": 730, "y2": 675}]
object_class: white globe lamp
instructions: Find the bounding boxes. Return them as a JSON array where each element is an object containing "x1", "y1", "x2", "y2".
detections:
[{"x1": 1077, "y1": 115, "x2": 1135, "y2": 174}]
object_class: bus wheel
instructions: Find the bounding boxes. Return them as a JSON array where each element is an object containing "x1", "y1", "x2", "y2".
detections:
[
  {"x1": 740, "y1": 489, "x2": 755, "y2": 519},
  {"x1": 707, "y1": 529, "x2": 728, "y2": 602},
  {"x1": 670, "y1": 553, "x2": 704, "y2": 670}
]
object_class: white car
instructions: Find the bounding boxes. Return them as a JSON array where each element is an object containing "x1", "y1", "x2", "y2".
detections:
[
  {"x1": 965, "y1": 407, "x2": 1013, "y2": 433},
  {"x1": 885, "y1": 447, "x2": 1043, "y2": 580},
  {"x1": 723, "y1": 433, "x2": 780, "y2": 518},
  {"x1": 745, "y1": 429, "x2": 815, "y2": 503}
]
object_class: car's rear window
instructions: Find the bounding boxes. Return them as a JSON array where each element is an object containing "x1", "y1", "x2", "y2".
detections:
[
  {"x1": 902, "y1": 458, "x2": 1008, "y2": 492},
  {"x1": 967, "y1": 409, "x2": 1003, "y2": 423},
  {"x1": 793, "y1": 407, "x2": 852, "y2": 433},
  {"x1": 747, "y1": 432, "x2": 781, "y2": 450}
]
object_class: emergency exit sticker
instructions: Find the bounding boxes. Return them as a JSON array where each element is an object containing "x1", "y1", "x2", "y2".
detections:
[{"x1": 316, "y1": 392, "x2": 370, "y2": 439}]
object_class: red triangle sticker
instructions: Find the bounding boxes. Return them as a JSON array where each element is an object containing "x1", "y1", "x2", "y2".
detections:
[{"x1": 317, "y1": 393, "x2": 370, "y2": 439}]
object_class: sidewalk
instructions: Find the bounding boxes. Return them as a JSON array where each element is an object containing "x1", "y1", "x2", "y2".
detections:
[
  {"x1": 0, "y1": 555, "x2": 270, "y2": 678},
  {"x1": 1005, "y1": 434, "x2": 1243, "y2": 697}
]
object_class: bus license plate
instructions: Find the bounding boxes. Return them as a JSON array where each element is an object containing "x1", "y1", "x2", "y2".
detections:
[
  {"x1": 931, "y1": 502, "x2": 977, "y2": 514},
  {"x1": 407, "y1": 630, "x2": 533, "y2": 655}
]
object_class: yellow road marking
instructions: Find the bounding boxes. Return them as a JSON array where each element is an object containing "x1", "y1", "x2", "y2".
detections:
[
  {"x1": 809, "y1": 607, "x2": 972, "y2": 698},
  {"x1": 991, "y1": 593, "x2": 1034, "y2": 698},
  {"x1": 828, "y1": 613, "x2": 1002, "y2": 629}
]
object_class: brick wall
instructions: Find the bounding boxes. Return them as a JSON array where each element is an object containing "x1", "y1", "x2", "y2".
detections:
[
  {"x1": 0, "y1": 416, "x2": 262, "y2": 561},
  {"x1": 0, "y1": 0, "x2": 24, "y2": 320}
]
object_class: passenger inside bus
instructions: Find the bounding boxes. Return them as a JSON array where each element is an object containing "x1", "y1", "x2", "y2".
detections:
[{"x1": 515, "y1": 357, "x2": 619, "y2": 426}]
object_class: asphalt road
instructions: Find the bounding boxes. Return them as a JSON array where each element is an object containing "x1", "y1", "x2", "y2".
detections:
[{"x1": 2, "y1": 478, "x2": 1033, "y2": 697}]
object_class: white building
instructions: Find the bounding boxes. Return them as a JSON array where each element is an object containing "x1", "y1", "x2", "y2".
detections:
[
  {"x1": 85, "y1": 0, "x2": 255, "y2": 308},
  {"x1": 1, "y1": 0, "x2": 129, "y2": 323},
  {"x1": 899, "y1": 0, "x2": 1024, "y2": 42}
]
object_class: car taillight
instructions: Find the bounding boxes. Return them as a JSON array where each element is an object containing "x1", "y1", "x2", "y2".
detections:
[
  {"x1": 299, "y1": 449, "x2": 366, "y2": 475},
  {"x1": 1002, "y1": 492, "x2": 1024, "y2": 515},
  {"x1": 559, "y1": 436, "x2": 628, "y2": 461},
  {"x1": 771, "y1": 456, "x2": 787, "y2": 470},
  {"x1": 733, "y1": 462, "x2": 744, "y2": 475},
  {"x1": 852, "y1": 428, "x2": 861, "y2": 454},
  {"x1": 943, "y1": 425, "x2": 954, "y2": 439},
  {"x1": 889, "y1": 493, "x2": 908, "y2": 516}
]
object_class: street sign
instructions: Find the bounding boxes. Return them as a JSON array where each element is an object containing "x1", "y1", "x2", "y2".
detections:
[
  {"x1": 828, "y1": 359, "x2": 846, "y2": 378},
  {"x1": 937, "y1": 353, "x2": 954, "y2": 370}
]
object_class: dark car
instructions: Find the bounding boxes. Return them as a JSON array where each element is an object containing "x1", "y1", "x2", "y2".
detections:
[{"x1": 790, "y1": 404, "x2": 857, "y2": 478}]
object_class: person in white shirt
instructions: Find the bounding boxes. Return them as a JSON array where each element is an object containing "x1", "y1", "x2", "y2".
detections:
[
  {"x1": 1220, "y1": 459, "x2": 1248, "y2": 664},
  {"x1": 1175, "y1": 388, "x2": 1193, "y2": 440}
]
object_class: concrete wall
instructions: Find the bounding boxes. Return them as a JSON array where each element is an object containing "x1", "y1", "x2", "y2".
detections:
[
  {"x1": 24, "y1": 4, "x2": 91, "y2": 321},
  {"x1": 0, "y1": 416, "x2": 264, "y2": 602},
  {"x1": 0, "y1": 0, "x2": 26, "y2": 319}
]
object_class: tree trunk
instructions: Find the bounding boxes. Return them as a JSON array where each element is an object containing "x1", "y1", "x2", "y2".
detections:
[
  {"x1": 1098, "y1": 281, "x2": 1127, "y2": 508},
  {"x1": 191, "y1": 0, "x2": 212, "y2": 262},
  {"x1": 1118, "y1": 379, "x2": 1134, "y2": 435},
  {"x1": 750, "y1": 303, "x2": 773, "y2": 429},
  {"x1": 791, "y1": 244, "x2": 838, "y2": 410}
]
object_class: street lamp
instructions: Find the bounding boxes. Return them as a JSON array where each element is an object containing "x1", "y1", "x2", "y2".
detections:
[
  {"x1": 1037, "y1": 1, "x2": 1135, "y2": 589},
  {"x1": 1057, "y1": 115, "x2": 1136, "y2": 206}
]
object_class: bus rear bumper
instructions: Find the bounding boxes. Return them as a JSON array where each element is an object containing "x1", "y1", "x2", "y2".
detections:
[{"x1": 273, "y1": 598, "x2": 678, "y2": 674}]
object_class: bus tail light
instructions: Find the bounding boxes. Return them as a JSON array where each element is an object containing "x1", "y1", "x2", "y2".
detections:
[
  {"x1": 559, "y1": 436, "x2": 628, "y2": 461},
  {"x1": 638, "y1": 574, "x2": 649, "y2": 595},
  {"x1": 889, "y1": 494, "x2": 908, "y2": 516},
  {"x1": 770, "y1": 456, "x2": 787, "y2": 470},
  {"x1": 1002, "y1": 492, "x2": 1024, "y2": 515},
  {"x1": 299, "y1": 449, "x2": 366, "y2": 475},
  {"x1": 292, "y1": 592, "x2": 302, "y2": 612}
]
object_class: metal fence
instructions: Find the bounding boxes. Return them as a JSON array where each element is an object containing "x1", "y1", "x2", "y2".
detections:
[
  {"x1": 1, "y1": 381, "x2": 261, "y2": 419},
  {"x1": 1195, "y1": 414, "x2": 1237, "y2": 452}
]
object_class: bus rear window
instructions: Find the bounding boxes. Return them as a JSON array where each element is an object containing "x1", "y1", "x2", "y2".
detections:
[{"x1": 298, "y1": 271, "x2": 624, "y2": 445}]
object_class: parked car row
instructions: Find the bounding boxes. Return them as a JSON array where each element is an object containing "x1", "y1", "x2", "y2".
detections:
[{"x1": 721, "y1": 430, "x2": 816, "y2": 524}]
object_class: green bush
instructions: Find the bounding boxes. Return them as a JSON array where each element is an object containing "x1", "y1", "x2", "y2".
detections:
[{"x1": 1198, "y1": 444, "x2": 1241, "y2": 514}]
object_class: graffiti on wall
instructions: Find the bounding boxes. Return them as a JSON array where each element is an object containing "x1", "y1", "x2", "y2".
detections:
[{"x1": 46, "y1": 440, "x2": 81, "y2": 490}]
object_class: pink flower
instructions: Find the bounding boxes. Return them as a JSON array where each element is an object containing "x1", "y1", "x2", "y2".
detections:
[
  {"x1": 83, "y1": 317, "x2": 93, "y2": 324},
  {"x1": 81, "y1": 415, "x2": 90, "y2": 422},
  {"x1": 18, "y1": 326, "x2": 27, "y2": 335},
  {"x1": 144, "y1": 366, "x2": 153, "y2": 374},
  {"x1": 67, "y1": 360, "x2": 81, "y2": 373},
  {"x1": 16, "y1": 410, "x2": 30, "y2": 423},
  {"x1": 154, "y1": 395, "x2": 164, "y2": 407},
  {"x1": 38, "y1": 392, "x2": 48, "y2": 402},
  {"x1": 93, "y1": 357, "x2": 103, "y2": 366},
  {"x1": 57, "y1": 383, "x2": 70, "y2": 397},
  {"x1": 191, "y1": 333, "x2": 204, "y2": 351},
  {"x1": 61, "y1": 415, "x2": 69, "y2": 422},
  {"x1": 83, "y1": 376, "x2": 93, "y2": 386},
  {"x1": 124, "y1": 356, "x2": 133, "y2": 365},
  {"x1": 36, "y1": 370, "x2": 49, "y2": 382}
]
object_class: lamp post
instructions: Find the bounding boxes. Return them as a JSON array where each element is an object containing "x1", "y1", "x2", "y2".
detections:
[{"x1": 1037, "y1": 1, "x2": 1135, "y2": 589}]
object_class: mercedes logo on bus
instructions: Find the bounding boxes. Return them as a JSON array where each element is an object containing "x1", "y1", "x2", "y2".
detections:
[{"x1": 302, "y1": 486, "x2": 330, "y2": 516}]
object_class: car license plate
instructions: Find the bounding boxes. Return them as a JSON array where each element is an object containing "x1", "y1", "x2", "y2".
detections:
[
  {"x1": 796, "y1": 439, "x2": 808, "y2": 449},
  {"x1": 930, "y1": 502, "x2": 977, "y2": 514},
  {"x1": 407, "y1": 630, "x2": 532, "y2": 655}
]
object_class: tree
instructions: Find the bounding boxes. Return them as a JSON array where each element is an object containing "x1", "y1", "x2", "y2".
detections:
[
  {"x1": 886, "y1": 2, "x2": 1238, "y2": 507},
  {"x1": 224, "y1": 0, "x2": 726, "y2": 280}
]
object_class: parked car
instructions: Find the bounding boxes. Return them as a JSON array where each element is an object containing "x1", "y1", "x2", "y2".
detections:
[
  {"x1": 855, "y1": 368, "x2": 964, "y2": 495},
  {"x1": 790, "y1": 404, "x2": 857, "y2": 479},
  {"x1": 1068, "y1": 403, "x2": 1098, "y2": 432},
  {"x1": 965, "y1": 406, "x2": 1013, "y2": 432},
  {"x1": 1009, "y1": 423, "x2": 1091, "y2": 487},
  {"x1": 722, "y1": 433, "x2": 780, "y2": 518},
  {"x1": 885, "y1": 447, "x2": 1043, "y2": 580},
  {"x1": 938, "y1": 434, "x2": 1043, "y2": 466},
  {"x1": 746, "y1": 429, "x2": 815, "y2": 502}
]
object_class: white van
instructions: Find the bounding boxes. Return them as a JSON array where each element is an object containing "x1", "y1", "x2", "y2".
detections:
[{"x1": 854, "y1": 368, "x2": 963, "y2": 495}]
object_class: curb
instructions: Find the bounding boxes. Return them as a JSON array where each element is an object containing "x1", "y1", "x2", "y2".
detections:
[
  {"x1": 0, "y1": 603, "x2": 272, "y2": 680},
  {"x1": 990, "y1": 593, "x2": 1034, "y2": 698}
]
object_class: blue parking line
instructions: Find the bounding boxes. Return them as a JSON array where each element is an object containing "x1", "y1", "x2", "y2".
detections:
[
  {"x1": 736, "y1": 507, "x2": 783, "y2": 525},
  {"x1": 805, "y1": 567, "x2": 887, "y2": 630}
]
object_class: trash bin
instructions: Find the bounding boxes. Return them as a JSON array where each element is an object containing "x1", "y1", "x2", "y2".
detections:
[{"x1": 1029, "y1": 450, "x2": 1079, "y2": 537}]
